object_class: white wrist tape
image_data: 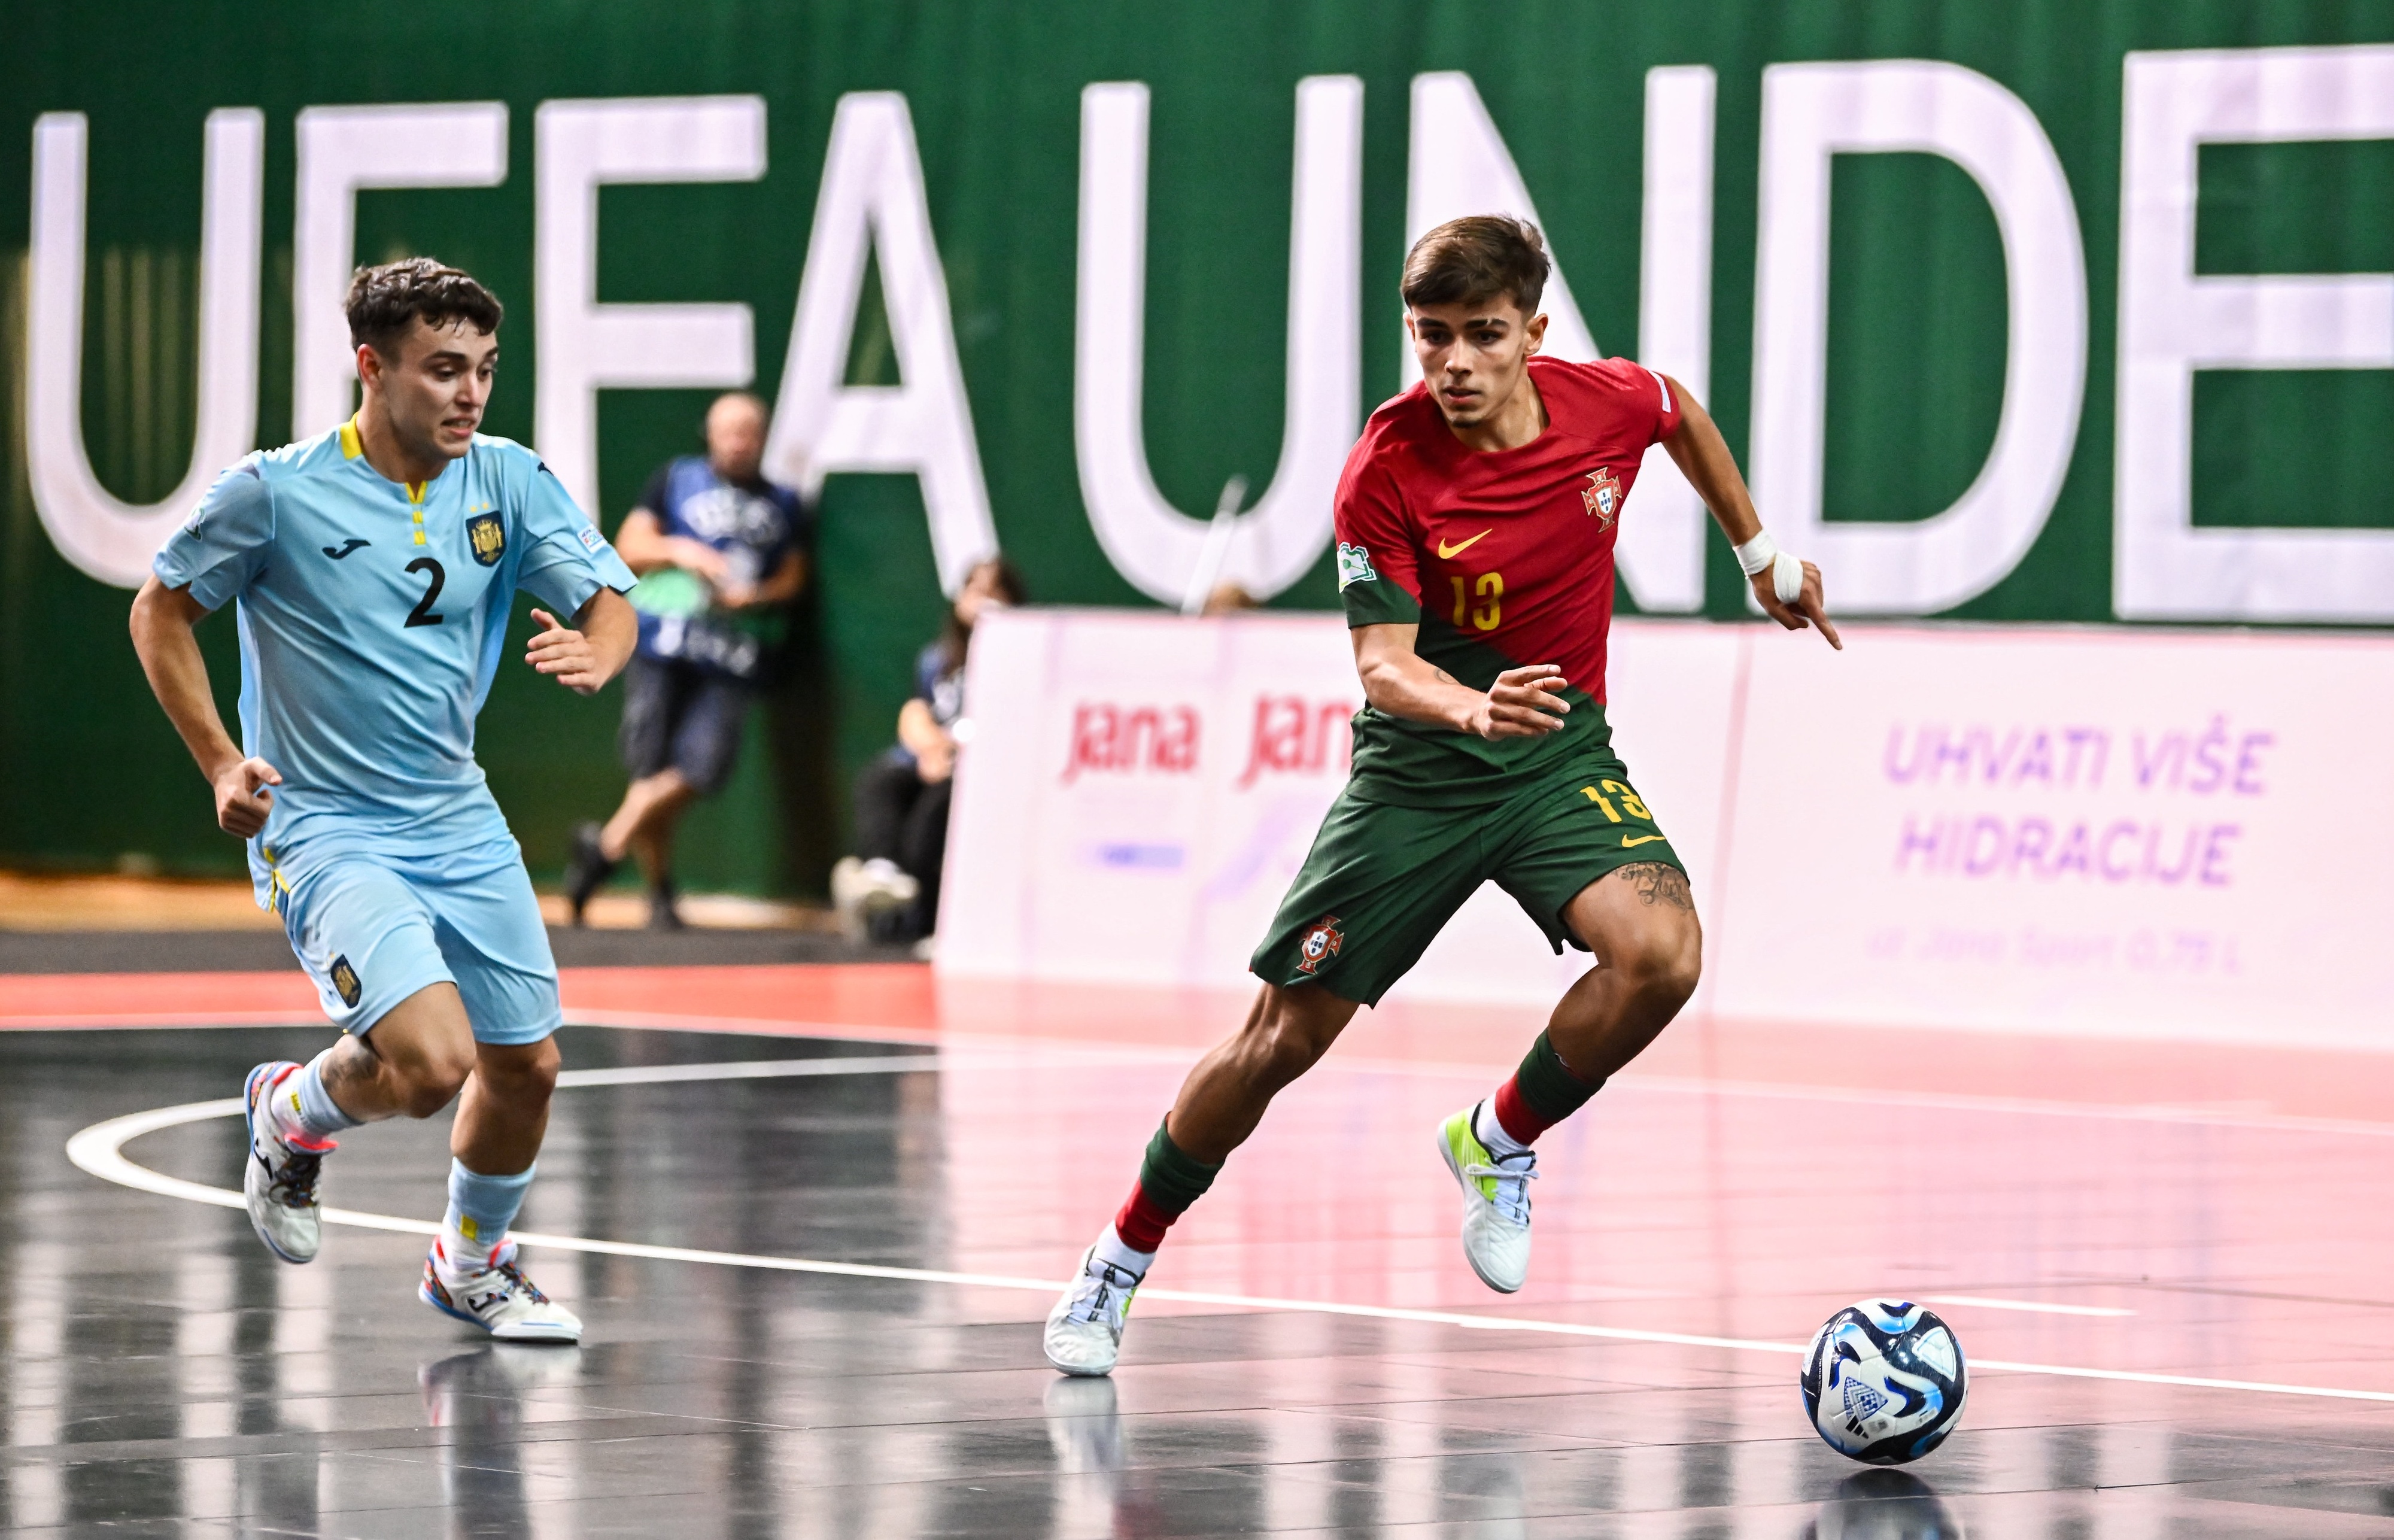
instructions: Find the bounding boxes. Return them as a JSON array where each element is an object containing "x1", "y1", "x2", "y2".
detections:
[
  {"x1": 1734, "y1": 530, "x2": 1805, "y2": 604},
  {"x1": 1733, "y1": 529, "x2": 1778, "y2": 576}
]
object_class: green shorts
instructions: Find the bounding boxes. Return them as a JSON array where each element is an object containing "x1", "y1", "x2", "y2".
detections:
[{"x1": 1250, "y1": 754, "x2": 1687, "y2": 1007}]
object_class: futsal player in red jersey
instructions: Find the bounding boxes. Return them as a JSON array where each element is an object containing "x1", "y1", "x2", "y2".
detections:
[{"x1": 1046, "y1": 216, "x2": 1842, "y2": 1374}]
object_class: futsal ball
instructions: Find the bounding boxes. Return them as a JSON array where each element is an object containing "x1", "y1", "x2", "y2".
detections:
[{"x1": 1799, "y1": 1299, "x2": 1968, "y2": 1465}]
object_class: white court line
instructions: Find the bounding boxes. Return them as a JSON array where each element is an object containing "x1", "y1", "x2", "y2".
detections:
[
  {"x1": 20, "y1": 1006, "x2": 2394, "y2": 1143},
  {"x1": 60, "y1": 1054, "x2": 2394, "y2": 1408},
  {"x1": 1923, "y1": 1295, "x2": 2138, "y2": 1319}
]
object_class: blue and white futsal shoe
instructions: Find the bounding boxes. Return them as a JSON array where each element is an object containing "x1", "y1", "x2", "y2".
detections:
[
  {"x1": 242, "y1": 1061, "x2": 331, "y2": 1263},
  {"x1": 1044, "y1": 1247, "x2": 1139, "y2": 1377},
  {"x1": 1437, "y1": 1105, "x2": 1536, "y2": 1293},
  {"x1": 420, "y1": 1241, "x2": 583, "y2": 1344}
]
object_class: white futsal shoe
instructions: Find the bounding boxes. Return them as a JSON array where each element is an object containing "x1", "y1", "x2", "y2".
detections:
[
  {"x1": 1044, "y1": 1247, "x2": 1141, "y2": 1377},
  {"x1": 420, "y1": 1241, "x2": 584, "y2": 1344},
  {"x1": 831, "y1": 856, "x2": 919, "y2": 940},
  {"x1": 1438, "y1": 1105, "x2": 1537, "y2": 1294},
  {"x1": 242, "y1": 1061, "x2": 332, "y2": 1263}
]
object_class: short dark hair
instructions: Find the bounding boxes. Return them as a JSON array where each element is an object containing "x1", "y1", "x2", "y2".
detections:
[
  {"x1": 344, "y1": 257, "x2": 503, "y2": 354},
  {"x1": 1400, "y1": 215, "x2": 1550, "y2": 317}
]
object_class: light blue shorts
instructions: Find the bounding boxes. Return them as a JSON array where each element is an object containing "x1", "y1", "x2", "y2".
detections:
[{"x1": 277, "y1": 839, "x2": 561, "y2": 1045}]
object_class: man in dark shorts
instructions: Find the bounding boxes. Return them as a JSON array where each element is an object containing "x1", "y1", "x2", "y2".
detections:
[
  {"x1": 563, "y1": 393, "x2": 807, "y2": 927},
  {"x1": 1046, "y1": 215, "x2": 1841, "y2": 1375}
]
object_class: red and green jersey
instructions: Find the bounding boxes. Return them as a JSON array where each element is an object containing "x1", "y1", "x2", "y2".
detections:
[{"x1": 1334, "y1": 354, "x2": 1682, "y2": 807}]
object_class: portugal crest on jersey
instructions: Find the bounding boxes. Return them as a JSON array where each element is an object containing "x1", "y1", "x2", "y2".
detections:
[
  {"x1": 1295, "y1": 915, "x2": 1344, "y2": 974},
  {"x1": 1582, "y1": 467, "x2": 1623, "y2": 530},
  {"x1": 466, "y1": 512, "x2": 505, "y2": 567}
]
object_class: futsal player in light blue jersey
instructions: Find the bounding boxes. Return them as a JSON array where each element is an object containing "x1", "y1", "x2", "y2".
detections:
[{"x1": 130, "y1": 259, "x2": 637, "y2": 1343}]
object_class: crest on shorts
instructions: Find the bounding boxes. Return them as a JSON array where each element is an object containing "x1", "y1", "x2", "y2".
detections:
[
  {"x1": 328, "y1": 954, "x2": 362, "y2": 1009},
  {"x1": 466, "y1": 512, "x2": 505, "y2": 567},
  {"x1": 1582, "y1": 467, "x2": 1623, "y2": 529},
  {"x1": 1295, "y1": 915, "x2": 1344, "y2": 974}
]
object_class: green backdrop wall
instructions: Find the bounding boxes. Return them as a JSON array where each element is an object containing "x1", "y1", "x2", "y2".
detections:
[{"x1": 1, "y1": 1, "x2": 2387, "y2": 892}]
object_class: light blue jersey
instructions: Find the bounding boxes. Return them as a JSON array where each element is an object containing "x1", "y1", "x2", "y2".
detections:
[{"x1": 154, "y1": 419, "x2": 637, "y2": 909}]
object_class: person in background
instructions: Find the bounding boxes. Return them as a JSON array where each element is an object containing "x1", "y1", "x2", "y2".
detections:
[
  {"x1": 564, "y1": 393, "x2": 808, "y2": 928},
  {"x1": 833, "y1": 556, "x2": 1025, "y2": 952}
]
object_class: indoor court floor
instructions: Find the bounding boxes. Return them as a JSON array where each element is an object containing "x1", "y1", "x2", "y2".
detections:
[{"x1": 7, "y1": 961, "x2": 2394, "y2": 1536}]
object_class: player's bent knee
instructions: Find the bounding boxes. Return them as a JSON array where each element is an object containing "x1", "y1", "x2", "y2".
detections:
[
  {"x1": 1636, "y1": 926, "x2": 1703, "y2": 1010},
  {"x1": 1608, "y1": 915, "x2": 1702, "y2": 1013},
  {"x1": 1242, "y1": 989, "x2": 1343, "y2": 1089},
  {"x1": 397, "y1": 1056, "x2": 474, "y2": 1118},
  {"x1": 478, "y1": 1038, "x2": 561, "y2": 1103}
]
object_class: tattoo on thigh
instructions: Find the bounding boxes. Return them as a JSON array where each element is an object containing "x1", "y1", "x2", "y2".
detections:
[{"x1": 1615, "y1": 861, "x2": 1693, "y2": 910}]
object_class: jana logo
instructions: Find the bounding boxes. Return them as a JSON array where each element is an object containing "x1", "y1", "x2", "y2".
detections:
[{"x1": 1335, "y1": 542, "x2": 1378, "y2": 589}]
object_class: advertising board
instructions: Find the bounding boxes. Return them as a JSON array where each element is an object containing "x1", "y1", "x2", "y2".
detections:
[{"x1": 943, "y1": 609, "x2": 2394, "y2": 1046}]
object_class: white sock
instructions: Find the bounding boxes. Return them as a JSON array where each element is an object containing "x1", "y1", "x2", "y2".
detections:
[
  {"x1": 1472, "y1": 1098, "x2": 1532, "y2": 1161},
  {"x1": 1090, "y1": 1225, "x2": 1155, "y2": 1280},
  {"x1": 266, "y1": 1052, "x2": 355, "y2": 1149},
  {"x1": 438, "y1": 1161, "x2": 534, "y2": 1278}
]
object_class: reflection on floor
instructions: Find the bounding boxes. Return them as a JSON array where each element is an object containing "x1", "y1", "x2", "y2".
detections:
[{"x1": 11, "y1": 998, "x2": 2394, "y2": 1536}]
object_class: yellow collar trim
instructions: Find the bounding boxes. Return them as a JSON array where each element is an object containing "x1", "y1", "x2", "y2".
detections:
[{"x1": 338, "y1": 416, "x2": 363, "y2": 460}]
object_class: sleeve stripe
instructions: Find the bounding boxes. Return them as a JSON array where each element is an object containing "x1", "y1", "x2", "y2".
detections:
[{"x1": 1646, "y1": 365, "x2": 1674, "y2": 414}]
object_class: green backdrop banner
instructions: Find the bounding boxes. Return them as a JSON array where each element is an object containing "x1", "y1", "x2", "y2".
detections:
[{"x1": 2, "y1": 2, "x2": 2389, "y2": 888}]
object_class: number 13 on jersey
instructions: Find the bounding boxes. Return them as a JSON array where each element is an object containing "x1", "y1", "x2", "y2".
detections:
[{"x1": 1449, "y1": 571, "x2": 1502, "y2": 631}]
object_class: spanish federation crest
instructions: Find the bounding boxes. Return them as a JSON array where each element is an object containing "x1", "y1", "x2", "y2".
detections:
[
  {"x1": 1295, "y1": 915, "x2": 1344, "y2": 974},
  {"x1": 466, "y1": 512, "x2": 506, "y2": 567},
  {"x1": 1582, "y1": 467, "x2": 1623, "y2": 530}
]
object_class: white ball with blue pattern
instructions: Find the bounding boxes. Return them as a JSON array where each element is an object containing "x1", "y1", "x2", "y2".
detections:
[{"x1": 1800, "y1": 1299, "x2": 1968, "y2": 1465}]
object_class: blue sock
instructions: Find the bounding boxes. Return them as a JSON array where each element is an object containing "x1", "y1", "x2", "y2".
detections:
[
  {"x1": 440, "y1": 1160, "x2": 534, "y2": 1274},
  {"x1": 284, "y1": 1048, "x2": 361, "y2": 1143}
]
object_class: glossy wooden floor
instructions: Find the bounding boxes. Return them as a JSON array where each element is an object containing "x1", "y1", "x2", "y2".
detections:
[{"x1": 10, "y1": 964, "x2": 2394, "y2": 1536}]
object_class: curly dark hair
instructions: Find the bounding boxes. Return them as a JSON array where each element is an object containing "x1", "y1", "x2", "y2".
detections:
[
  {"x1": 1399, "y1": 215, "x2": 1551, "y2": 318},
  {"x1": 344, "y1": 257, "x2": 503, "y2": 354}
]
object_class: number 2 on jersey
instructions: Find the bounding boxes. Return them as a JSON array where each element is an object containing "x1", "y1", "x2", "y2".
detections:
[{"x1": 404, "y1": 557, "x2": 446, "y2": 628}]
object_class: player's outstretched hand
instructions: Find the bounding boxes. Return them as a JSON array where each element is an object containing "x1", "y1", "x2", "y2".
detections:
[
  {"x1": 525, "y1": 608, "x2": 607, "y2": 695},
  {"x1": 1472, "y1": 664, "x2": 1572, "y2": 741},
  {"x1": 1752, "y1": 561, "x2": 1843, "y2": 651},
  {"x1": 212, "y1": 757, "x2": 281, "y2": 839}
]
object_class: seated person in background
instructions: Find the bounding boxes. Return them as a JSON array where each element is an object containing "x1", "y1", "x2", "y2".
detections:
[
  {"x1": 833, "y1": 556, "x2": 1025, "y2": 947},
  {"x1": 565, "y1": 392, "x2": 807, "y2": 928}
]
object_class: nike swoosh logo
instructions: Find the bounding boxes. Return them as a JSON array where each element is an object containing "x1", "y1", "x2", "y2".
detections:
[
  {"x1": 322, "y1": 538, "x2": 370, "y2": 559},
  {"x1": 1436, "y1": 529, "x2": 1492, "y2": 560},
  {"x1": 1623, "y1": 833, "x2": 1668, "y2": 847}
]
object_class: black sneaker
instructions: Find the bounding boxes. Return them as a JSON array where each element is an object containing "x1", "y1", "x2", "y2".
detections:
[
  {"x1": 646, "y1": 879, "x2": 684, "y2": 931},
  {"x1": 562, "y1": 822, "x2": 616, "y2": 927}
]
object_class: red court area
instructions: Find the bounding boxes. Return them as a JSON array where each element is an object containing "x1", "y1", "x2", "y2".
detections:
[{"x1": 23, "y1": 961, "x2": 2394, "y2": 1529}]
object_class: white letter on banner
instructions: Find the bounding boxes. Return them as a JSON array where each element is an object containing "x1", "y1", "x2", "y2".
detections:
[
  {"x1": 1632, "y1": 66, "x2": 1718, "y2": 613},
  {"x1": 2116, "y1": 47, "x2": 2394, "y2": 621},
  {"x1": 291, "y1": 103, "x2": 507, "y2": 440},
  {"x1": 763, "y1": 93, "x2": 997, "y2": 595},
  {"x1": 1076, "y1": 77, "x2": 1361, "y2": 605},
  {"x1": 534, "y1": 96, "x2": 765, "y2": 516},
  {"x1": 1404, "y1": 71, "x2": 1712, "y2": 611},
  {"x1": 1749, "y1": 60, "x2": 2086, "y2": 613},
  {"x1": 26, "y1": 109, "x2": 262, "y2": 589}
]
